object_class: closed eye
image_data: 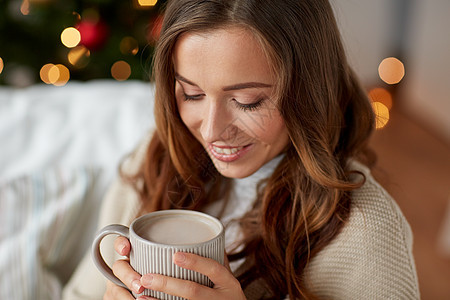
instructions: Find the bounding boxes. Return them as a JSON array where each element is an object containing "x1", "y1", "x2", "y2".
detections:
[
  {"x1": 233, "y1": 98, "x2": 265, "y2": 112},
  {"x1": 183, "y1": 93, "x2": 204, "y2": 101}
]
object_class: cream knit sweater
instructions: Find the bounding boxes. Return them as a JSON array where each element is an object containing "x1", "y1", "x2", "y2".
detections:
[{"x1": 63, "y1": 138, "x2": 420, "y2": 299}]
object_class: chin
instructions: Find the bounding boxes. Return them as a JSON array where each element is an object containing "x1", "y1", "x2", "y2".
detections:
[{"x1": 212, "y1": 161, "x2": 259, "y2": 179}]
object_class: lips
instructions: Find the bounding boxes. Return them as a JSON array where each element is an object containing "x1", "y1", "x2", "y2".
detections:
[{"x1": 208, "y1": 144, "x2": 252, "y2": 162}]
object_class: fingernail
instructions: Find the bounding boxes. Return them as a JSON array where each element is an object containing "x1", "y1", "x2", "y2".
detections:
[
  {"x1": 132, "y1": 279, "x2": 143, "y2": 293},
  {"x1": 119, "y1": 244, "x2": 126, "y2": 255},
  {"x1": 141, "y1": 274, "x2": 153, "y2": 287},
  {"x1": 174, "y1": 252, "x2": 186, "y2": 264}
]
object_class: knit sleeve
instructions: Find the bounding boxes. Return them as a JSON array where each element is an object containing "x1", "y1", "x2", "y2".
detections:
[{"x1": 303, "y1": 171, "x2": 420, "y2": 299}]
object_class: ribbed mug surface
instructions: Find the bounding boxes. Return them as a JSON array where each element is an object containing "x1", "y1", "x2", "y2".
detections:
[{"x1": 130, "y1": 210, "x2": 225, "y2": 300}]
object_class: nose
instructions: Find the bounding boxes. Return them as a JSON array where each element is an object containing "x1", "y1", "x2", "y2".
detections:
[{"x1": 200, "y1": 99, "x2": 236, "y2": 144}]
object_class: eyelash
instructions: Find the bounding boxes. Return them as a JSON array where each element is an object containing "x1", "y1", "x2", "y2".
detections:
[
  {"x1": 182, "y1": 93, "x2": 203, "y2": 101},
  {"x1": 233, "y1": 98, "x2": 264, "y2": 111},
  {"x1": 182, "y1": 93, "x2": 265, "y2": 112}
]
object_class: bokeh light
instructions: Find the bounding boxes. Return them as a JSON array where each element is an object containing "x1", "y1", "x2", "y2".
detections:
[
  {"x1": 40, "y1": 63, "x2": 55, "y2": 84},
  {"x1": 120, "y1": 37, "x2": 139, "y2": 55},
  {"x1": 72, "y1": 11, "x2": 81, "y2": 23},
  {"x1": 372, "y1": 101, "x2": 390, "y2": 129},
  {"x1": 369, "y1": 87, "x2": 393, "y2": 110},
  {"x1": 47, "y1": 65, "x2": 60, "y2": 84},
  {"x1": 61, "y1": 27, "x2": 81, "y2": 48},
  {"x1": 20, "y1": 0, "x2": 30, "y2": 15},
  {"x1": 50, "y1": 64, "x2": 70, "y2": 86},
  {"x1": 40, "y1": 63, "x2": 70, "y2": 86},
  {"x1": 68, "y1": 46, "x2": 90, "y2": 68},
  {"x1": 378, "y1": 57, "x2": 405, "y2": 85},
  {"x1": 149, "y1": 15, "x2": 163, "y2": 42},
  {"x1": 111, "y1": 61, "x2": 131, "y2": 81},
  {"x1": 138, "y1": 0, "x2": 158, "y2": 7},
  {"x1": 0, "y1": 57, "x2": 4, "y2": 74}
]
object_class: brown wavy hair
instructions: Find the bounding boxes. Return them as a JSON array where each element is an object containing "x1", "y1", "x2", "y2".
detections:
[{"x1": 127, "y1": 0, "x2": 375, "y2": 298}]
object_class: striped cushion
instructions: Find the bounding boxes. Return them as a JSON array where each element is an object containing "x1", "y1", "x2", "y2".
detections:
[{"x1": 0, "y1": 167, "x2": 97, "y2": 300}]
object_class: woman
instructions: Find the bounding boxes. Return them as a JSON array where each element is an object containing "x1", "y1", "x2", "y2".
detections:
[{"x1": 63, "y1": 0, "x2": 420, "y2": 299}]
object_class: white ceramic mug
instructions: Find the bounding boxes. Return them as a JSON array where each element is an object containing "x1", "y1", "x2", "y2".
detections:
[{"x1": 92, "y1": 210, "x2": 225, "y2": 299}]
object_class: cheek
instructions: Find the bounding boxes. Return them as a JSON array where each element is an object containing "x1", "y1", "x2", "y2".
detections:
[
  {"x1": 239, "y1": 112, "x2": 288, "y2": 144},
  {"x1": 177, "y1": 100, "x2": 200, "y2": 133}
]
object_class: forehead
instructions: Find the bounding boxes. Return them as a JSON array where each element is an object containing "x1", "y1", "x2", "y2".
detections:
[
  {"x1": 175, "y1": 26, "x2": 257, "y2": 52},
  {"x1": 172, "y1": 27, "x2": 275, "y2": 86}
]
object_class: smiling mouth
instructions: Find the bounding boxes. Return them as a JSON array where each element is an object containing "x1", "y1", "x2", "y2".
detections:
[
  {"x1": 208, "y1": 144, "x2": 252, "y2": 162},
  {"x1": 211, "y1": 145, "x2": 244, "y2": 154}
]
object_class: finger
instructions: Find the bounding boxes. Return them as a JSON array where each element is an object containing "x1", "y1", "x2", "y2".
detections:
[
  {"x1": 112, "y1": 259, "x2": 144, "y2": 294},
  {"x1": 141, "y1": 273, "x2": 211, "y2": 300},
  {"x1": 137, "y1": 296, "x2": 158, "y2": 300},
  {"x1": 104, "y1": 280, "x2": 135, "y2": 300},
  {"x1": 114, "y1": 236, "x2": 131, "y2": 257},
  {"x1": 172, "y1": 252, "x2": 238, "y2": 288}
]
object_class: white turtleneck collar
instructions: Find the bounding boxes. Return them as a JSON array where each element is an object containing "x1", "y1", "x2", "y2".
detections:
[
  {"x1": 232, "y1": 153, "x2": 284, "y2": 188},
  {"x1": 203, "y1": 154, "x2": 285, "y2": 255}
]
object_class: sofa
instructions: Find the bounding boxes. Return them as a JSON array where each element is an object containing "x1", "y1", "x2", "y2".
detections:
[{"x1": 0, "y1": 80, "x2": 155, "y2": 299}]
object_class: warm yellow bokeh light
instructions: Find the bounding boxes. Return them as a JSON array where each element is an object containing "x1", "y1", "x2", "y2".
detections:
[
  {"x1": 372, "y1": 101, "x2": 390, "y2": 129},
  {"x1": 53, "y1": 64, "x2": 70, "y2": 86},
  {"x1": 47, "y1": 65, "x2": 60, "y2": 84},
  {"x1": 43, "y1": 64, "x2": 70, "y2": 86},
  {"x1": 40, "y1": 63, "x2": 55, "y2": 84},
  {"x1": 20, "y1": 0, "x2": 30, "y2": 15},
  {"x1": 138, "y1": 0, "x2": 158, "y2": 7},
  {"x1": 61, "y1": 27, "x2": 81, "y2": 48},
  {"x1": 0, "y1": 57, "x2": 4, "y2": 74},
  {"x1": 72, "y1": 11, "x2": 81, "y2": 23},
  {"x1": 369, "y1": 87, "x2": 393, "y2": 110},
  {"x1": 120, "y1": 37, "x2": 139, "y2": 55},
  {"x1": 378, "y1": 57, "x2": 405, "y2": 85},
  {"x1": 68, "y1": 46, "x2": 90, "y2": 68},
  {"x1": 111, "y1": 61, "x2": 131, "y2": 81}
]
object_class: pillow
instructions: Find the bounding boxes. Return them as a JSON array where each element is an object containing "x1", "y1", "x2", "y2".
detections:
[{"x1": 0, "y1": 167, "x2": 98, "y2": 300}]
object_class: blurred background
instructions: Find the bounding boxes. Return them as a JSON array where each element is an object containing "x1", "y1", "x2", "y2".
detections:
[
  {"x1": 0, "y1": 0, "x2": 449, "y2": 299},
  {"x1": 0, "y1": 0, "x2": 163, "y2": 85}
]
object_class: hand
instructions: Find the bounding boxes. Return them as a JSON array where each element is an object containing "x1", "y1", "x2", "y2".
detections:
[
  {"x1": 104, "y1": 236, "x2": 145, "y2": 299},
  {"x1": 137, "y1": 252, "x2": 246, "y2": 300}
]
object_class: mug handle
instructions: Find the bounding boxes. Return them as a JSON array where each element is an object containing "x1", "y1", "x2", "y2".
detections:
[{"x1": 91, "y1": 224, "x2": 130, "y2": 288}]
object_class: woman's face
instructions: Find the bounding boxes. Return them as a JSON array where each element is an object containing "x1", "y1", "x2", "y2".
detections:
[{"x1": 173, "y1": 27, "x2": 290, "y2": 178}]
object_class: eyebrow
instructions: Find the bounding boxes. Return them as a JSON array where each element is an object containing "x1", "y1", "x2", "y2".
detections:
[{"x1": 175, "y1": 73, "x2": 272, "y2": 91}]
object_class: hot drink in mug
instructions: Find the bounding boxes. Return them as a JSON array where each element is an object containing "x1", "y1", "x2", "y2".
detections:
[{"x1": 92, "y1": 210, "x2": 225, "y2": 300}]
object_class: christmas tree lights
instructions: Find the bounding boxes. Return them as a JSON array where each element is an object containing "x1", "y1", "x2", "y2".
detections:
[{"x1": 0, "y1": 0, "x2": 165, "y2": 86}]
